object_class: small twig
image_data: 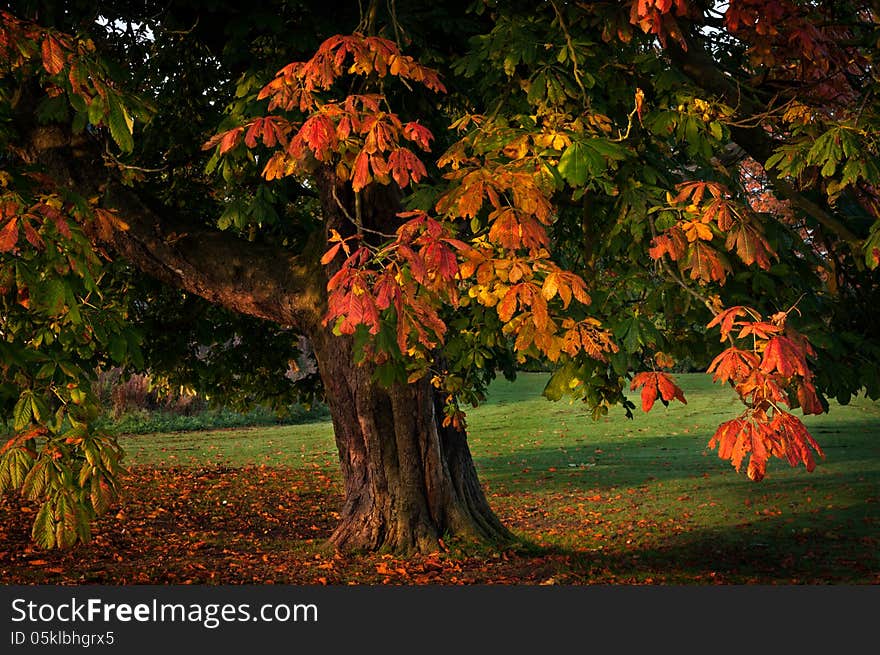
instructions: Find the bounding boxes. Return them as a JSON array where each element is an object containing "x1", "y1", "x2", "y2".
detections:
[
  {"x1": 549, "y1": 0, "x2": 587, "y2": 103},
  {"x1": 103, "y1": 146, "x2": 167, "y2": 173},
  {"x1": 611, "y1": 106, "x2": 638, "y2": 142},
  {"x1": 330, "y1": 184, "x2": 396, "y2": 239}
]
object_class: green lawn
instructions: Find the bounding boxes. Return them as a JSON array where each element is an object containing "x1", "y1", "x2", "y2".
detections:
[{"x1": 109, "y1": 372, "x2": 880, "y2": 583}]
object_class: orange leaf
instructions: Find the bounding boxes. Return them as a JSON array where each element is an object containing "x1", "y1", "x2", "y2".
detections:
[
  {"x1": 656, "y1": 372, "x2": 687, "y2": 405},
  {"x1": 707, "y1": 347, "x2": 760, "y2": 384},
  {"x1": 219, "y1": 127, "x2": 243, "y2": 154},
  {"x1": 0, "y1": 217, "x2": 19, "y2": 252},
  {"x1": 352, "y1": 150, "x2": 371, "y2": 192},
  {"x1": 760, "y1": 336, "x2": 810, "y2": 378},
  {"x1": 320, "y1": 242, "x2": 342, "y2": 265},
  {"x1": 706, "y1": 306, "x2": 748, "y2": 341},
  {"x1": 631, "y1": 371, "x2": 686, "y2": 412},
  {"x1": 630, "y1": 372, "x2": 658, "y2": 412},
  {"x1": 41, "y1": 36, "x2": 65, "y2": 75},
  {"x1": 497, "y1": 286, "x2": 518, "y2": 323}
]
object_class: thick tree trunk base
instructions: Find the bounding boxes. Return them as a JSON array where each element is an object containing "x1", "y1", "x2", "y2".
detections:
[{"x1": 312, "y1": 331, "x2": 512, "y2": 555}]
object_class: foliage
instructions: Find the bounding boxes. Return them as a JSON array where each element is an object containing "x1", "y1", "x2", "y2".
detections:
[{"x1": 2, "y1": 0, "x2": 879, "y2": 548}]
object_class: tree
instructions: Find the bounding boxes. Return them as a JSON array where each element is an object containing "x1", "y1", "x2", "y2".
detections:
[{"x1": 1, "y1": 0, "x2": 878, "y2": 553}]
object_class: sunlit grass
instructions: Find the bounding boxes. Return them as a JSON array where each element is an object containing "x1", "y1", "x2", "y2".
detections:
[{"x1": 116, "y1": 372, "x2": 880, "y2": 582}]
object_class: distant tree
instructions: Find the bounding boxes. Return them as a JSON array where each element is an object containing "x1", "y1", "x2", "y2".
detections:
[{"x1": 1, "y1": 0, "x2": 878, "y2": 552}]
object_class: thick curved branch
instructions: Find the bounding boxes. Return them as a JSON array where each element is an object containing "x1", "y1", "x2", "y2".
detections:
[
  {"x1": 29, "y1": 126, "x2": 325, "y2": 332},
  {"x1": 664, "y1": 35, "x2": 862, "y2": 245},
  {"x1": 103, "y1": 181, "x2": 325, "y2": 330}
]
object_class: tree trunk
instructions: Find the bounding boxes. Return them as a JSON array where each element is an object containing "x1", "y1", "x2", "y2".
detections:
[{"x1": 310, "y1": 328, "x2": 512, "y2": 554}]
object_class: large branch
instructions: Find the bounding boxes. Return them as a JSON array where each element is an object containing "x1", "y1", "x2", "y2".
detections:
[
  {"x1": 664, "y1": 34, "x2": 862, "y2": 245},
  {"x1": 30, "y1": 126, "x2": 325, "y2": 332}
]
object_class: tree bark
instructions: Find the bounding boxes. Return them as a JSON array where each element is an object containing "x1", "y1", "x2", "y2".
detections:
[{"x1": 311, "y1": 328, "x2": 511, "y2": 553}]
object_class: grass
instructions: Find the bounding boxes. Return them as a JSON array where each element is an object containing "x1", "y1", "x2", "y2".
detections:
[{"x1": 2, "y1": 372, "x2": 878, "y2": 584}]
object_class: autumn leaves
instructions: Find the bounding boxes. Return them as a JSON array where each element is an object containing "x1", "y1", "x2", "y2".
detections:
[{"x1": 202, "y1": 29, "x2": 826, "y2": 481}]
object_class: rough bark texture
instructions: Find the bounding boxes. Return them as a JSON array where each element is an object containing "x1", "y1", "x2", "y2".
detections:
[
  {"x1": 312, "y1": 329, "x2": 512, "y2": 553},
  {"x1": 27, "y1": 126, "x2": 511, "y2": 554}
]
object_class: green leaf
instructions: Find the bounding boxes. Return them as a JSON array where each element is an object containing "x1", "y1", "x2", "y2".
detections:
[
  {"x1": 0, "y1": 447, "x2": 33, "y2": 493},
  {"x1": 543, "y1": 360, "x2": 580, "y2": 401},
  {"x1": 558, "y1": 142, "x2": 599, "y2": 186},
  {"x1": 108, "y1": 94, "x2": 134, "y2": 153},
  {"x1": 584, "y1": 138, "x2": 626, "y2": 161},
  {"x1": 87, "y1": 97, "x2": 105, "y2": 126},
  {"x1": 13, "y1": 390, "x2": 34, "y2": 430},
  {"x1": 32, "y1": 500, "x2": 56, "y2": 549},
  {"x1": 22, "y1": 459, "x2": 51, "y2": 501},
  {"x1": 36, "y1": 278, "x2": 66, "y2": 315},
  {"x1": 108, "y1": 333, "x2": 127, "y2": 364}
]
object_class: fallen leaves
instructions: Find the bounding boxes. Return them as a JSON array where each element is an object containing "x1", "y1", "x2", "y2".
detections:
[{"x1": 0, "y1": 461, "x2": 875, "y2": 585}]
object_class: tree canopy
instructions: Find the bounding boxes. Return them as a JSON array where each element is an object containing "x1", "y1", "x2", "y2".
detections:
[{"x1": 1, "y1": 0, "x2": 879, "y2": 552}]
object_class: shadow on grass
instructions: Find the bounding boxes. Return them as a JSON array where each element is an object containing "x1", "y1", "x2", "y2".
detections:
[
  {"x1": 473, "y1": 418, "x2": 880, "y2": 493},
  {"x1": 524, "y1": 502, "x2": 880, "y2": 584}
]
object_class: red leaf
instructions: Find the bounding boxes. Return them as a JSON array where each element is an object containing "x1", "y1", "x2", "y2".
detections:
[
  {"x1": 0, "y1": 217, "x2": 19, "y2": 252},
  {"x1": 41, "y1": 36, "x2": 65, "y2": 75},
  {"x1": 707, "y1": 347, "x2": 760, "y2": 384},
  {"x1": 647, "y1": 227, "x2": 687, "y2": 261},
  {"x1": 760, "y1": 336, "x2": 810, "y2": 378},
  {"x1": 797, "y1": 381, "x2": 823, "y2": 415},
  {"x1": 770, "y1": 411, "x2": 824, "y2": 471},
  {"x1": 631, "y1": 371, "x2": 686, "y2": 412},
  {"x1": 738, "y1": 321, "x2": 781, "y2": 340},
  {"x1": 218, "y1": 127, "x2": 243, "y2": 154},
  {"x1": 388, "y1": 148, "x2": 427, "y2": 188},
  {"x1": 23, "y1": 221, "x2": 44, "y2": 249},
  {"x1": 630, "y1": 372, "x2": 658, "y2": 412},
  {"x1": 402, "y1": 122, "x2": 434, "y2": 151},
  {"x1": 656, "y1": 372, "x2": 687, "y2": 405},
  {"x1": 709, "y1": 417, "x2": 745, "y2": 462},
  {"x1": 299, "y1": 114, "x2": 337, "y2": 161}
]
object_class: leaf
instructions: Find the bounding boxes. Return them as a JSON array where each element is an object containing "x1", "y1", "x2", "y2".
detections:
[
  {"x1": 93, "y1": 208, "x2": 129, "y2": 241},
  {"x1": 683, "y1": 241, "x2": 729, "y2": 283},
  {"x1": 682, "y1": 219, "x2": 713, "y2": 242},
  {"x1": 725, "y1": 222, "x2": 774, "y2": 269},
  {"x1": 707, "y1": 347, "x2": 760, "y2": 384},
  {"x1": 760, "y1": 336, "x2": 810, "y2": 378},
  {"x1": 13, "y1": 391, "x2": 35, "y2": 430},
  {"x1": 352, "y1": 150, "x2": 371, "y2": 192},
  {"x1": 541, "y1": 272, "x2": 559, "y2": 301},
  {"x1": 388, "y1": 148, "x2": 427, "y2": 187},
  {"x1": 771, "y1": 410, "x2": 824, "y2": 471},
  {"x1": 107, "y1": 94, "x2": 135, "y2": 153},
  {"x1": 321, "y1": 242, "x2": 343, "y2": 265},
  {"x1": 497, "y1": 286, "x2": 518, "y2": 323},
  {"x1": 630, "y1": 372, "x2": 659, "y2": 412},
  {"x1": 0, "y1": 217, "x2": 19, "y2": 252},
  {"x1": 32, "y1": 501, "x2": 56, "y2": 549},
  {"x1": 630, "y1": 371, "x2": 685, "y2": 412},
  {"x1": 41, "y1": 36, "x2": 65, "y2": 75},
  {"x1": 706, "y1": 306, "x2": 749, "y2": 341},
  {"x1": 558, "y1": 142, "x2": 599, "y2": 186},
  {"x1": 655, "y1": 372, "x2": 686, "y2": 405}
]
